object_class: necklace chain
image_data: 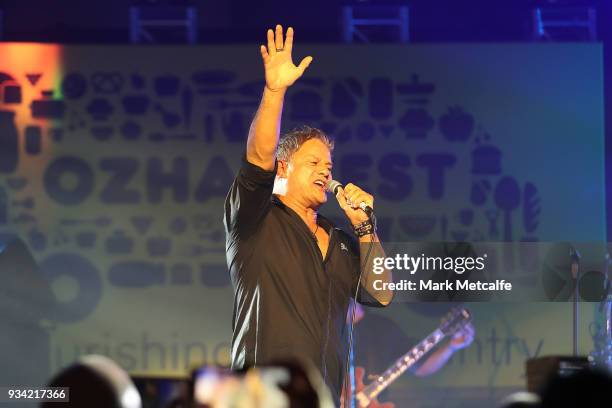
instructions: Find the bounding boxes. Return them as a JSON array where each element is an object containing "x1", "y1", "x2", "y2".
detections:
[{"x1": 312, "y1": 223, "x2": 319, "y2": 242}]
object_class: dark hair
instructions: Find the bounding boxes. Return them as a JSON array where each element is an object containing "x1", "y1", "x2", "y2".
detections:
[
  {"x1": 43, "y1": 364, "x2": 119, "y2": 408},
  {"x1": 277, "y1": 125, "x2": 334, "y2": 162}
]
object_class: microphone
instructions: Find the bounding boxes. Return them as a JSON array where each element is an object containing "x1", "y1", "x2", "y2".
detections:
[{"x1": 326, "y1": 179, "x2": 374, "y2": 218}]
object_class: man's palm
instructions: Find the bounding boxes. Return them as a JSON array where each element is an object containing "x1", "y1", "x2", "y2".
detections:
[
  {"x1": 264, "y1": 54, "x2": 301, "y2": 90},
  {"x1": 260, "y1": 25, "x2": 312, "y2": 91}
]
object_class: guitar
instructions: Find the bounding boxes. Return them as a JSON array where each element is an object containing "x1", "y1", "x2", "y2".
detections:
[{"x1": 342, "y1": 307, "x2": 472, "y2": 408}]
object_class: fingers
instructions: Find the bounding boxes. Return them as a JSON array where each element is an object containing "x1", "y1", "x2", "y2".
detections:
[
  {"x1": 460, "y1": 322, "x2": 475, "y2": 337},
  {"x1": 335, "y1": 188, "x2": 358, "y2": 213},
  {"x1": 465, "y1": 323, "x2": 475, "y2": 338},
  {"x1": 285, "y1": 26, "x2": 294, "y2": 53},
  {"x1": 265, "y1": 25, "x2": 289, "y2": 58},
  {"x1": 344, "y1": 183, "x2": 373, "y2": 209},
  {"x1": 451, "y1": 323, "x2": 475, "y2": 349},
  {"x1": 260, "y1": 45, "x2": 269, "y2": 64},
  {"x1": 335, "y1": 188, "x2": 351, "y2": 211},
  {"x1": 333, "y1": 186, "x2": 371, "y2": 226},
  {"x1": 455, "y1": 324, "x2": 474, "y2": 340},
  {"x1": 275, "y1": 24, "x2": 284, "y2": 50},
  {"x1": 297, "y1": 56, "x2": 313, "y2": 75},
  {"x1": 266, "y1": 29, "x2": 275, "y2": 56}
]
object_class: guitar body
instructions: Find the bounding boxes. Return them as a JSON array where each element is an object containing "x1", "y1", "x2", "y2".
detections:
[{"x1": 340, "y1": 366, "x2": 395, "y2": 408}]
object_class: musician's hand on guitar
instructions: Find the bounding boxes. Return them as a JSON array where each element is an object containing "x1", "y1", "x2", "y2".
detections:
[
  {"x1": 342, "y1": 308, "x2": 473, "y2": 405},
  {"x1": 341, "y1": 366, "x2": 395, "y2": 408},
  {"x1": 449, "y1": 322, "x2": 475, "y2": 351}
]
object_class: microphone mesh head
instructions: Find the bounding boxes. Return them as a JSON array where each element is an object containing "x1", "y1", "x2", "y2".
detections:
[{"x1": 326, "y1": 179, "x2": 342, "y2": 194}]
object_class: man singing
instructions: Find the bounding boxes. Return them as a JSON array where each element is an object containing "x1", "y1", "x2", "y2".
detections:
[{"x1": 224, "y1": 25, "x2": 393, "y2": 404}]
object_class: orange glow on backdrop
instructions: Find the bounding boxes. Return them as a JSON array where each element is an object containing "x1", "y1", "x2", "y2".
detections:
[{"x1": 0, "y1": 43, "x2": 64, "y2": 228}]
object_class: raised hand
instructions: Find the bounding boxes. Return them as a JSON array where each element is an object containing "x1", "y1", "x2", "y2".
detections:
[{"x1": 260, "y1": 25, "x2": 313, "y2": 92}]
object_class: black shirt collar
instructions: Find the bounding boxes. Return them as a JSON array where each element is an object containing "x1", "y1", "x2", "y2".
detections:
[{"x1": 271, "y1": 194, "x2": 336, "y2": 233}]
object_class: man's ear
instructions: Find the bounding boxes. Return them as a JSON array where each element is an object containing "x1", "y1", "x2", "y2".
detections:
[{"x1": 277, "y1": 160, "x2": 288, "y2": 178}]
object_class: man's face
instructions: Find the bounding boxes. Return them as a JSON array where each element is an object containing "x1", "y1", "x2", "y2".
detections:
[{"x1": 280, "y1": 138, "x2": 333, "y2": 208}]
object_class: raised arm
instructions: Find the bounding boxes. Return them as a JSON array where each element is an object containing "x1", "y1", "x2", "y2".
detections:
[{"x1": 246, "y1": 25, "x2": 313, "y2": 170}]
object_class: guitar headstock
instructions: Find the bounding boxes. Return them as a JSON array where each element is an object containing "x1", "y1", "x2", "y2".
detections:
[{"x1": 440, "y1": 307, "x2": 471, "y2": 336}]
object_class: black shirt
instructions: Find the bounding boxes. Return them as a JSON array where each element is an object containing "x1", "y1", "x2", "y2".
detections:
[{"x1": 224, "y1": 157, "x2": 383, "y2": 404}]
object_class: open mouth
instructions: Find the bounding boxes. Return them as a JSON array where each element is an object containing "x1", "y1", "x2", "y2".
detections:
[{"x1": 313, "y1": 180, "x2": 327, "y2": 192}]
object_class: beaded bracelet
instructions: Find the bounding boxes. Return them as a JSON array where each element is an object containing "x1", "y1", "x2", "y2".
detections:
[{"x1": 353, "y1": 220, "x2": 375, "y2": 237}]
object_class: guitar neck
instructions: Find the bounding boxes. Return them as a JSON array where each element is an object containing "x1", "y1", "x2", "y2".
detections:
[{"x1": 356, "y1": 328, "x2": 445, "y2": 406}]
